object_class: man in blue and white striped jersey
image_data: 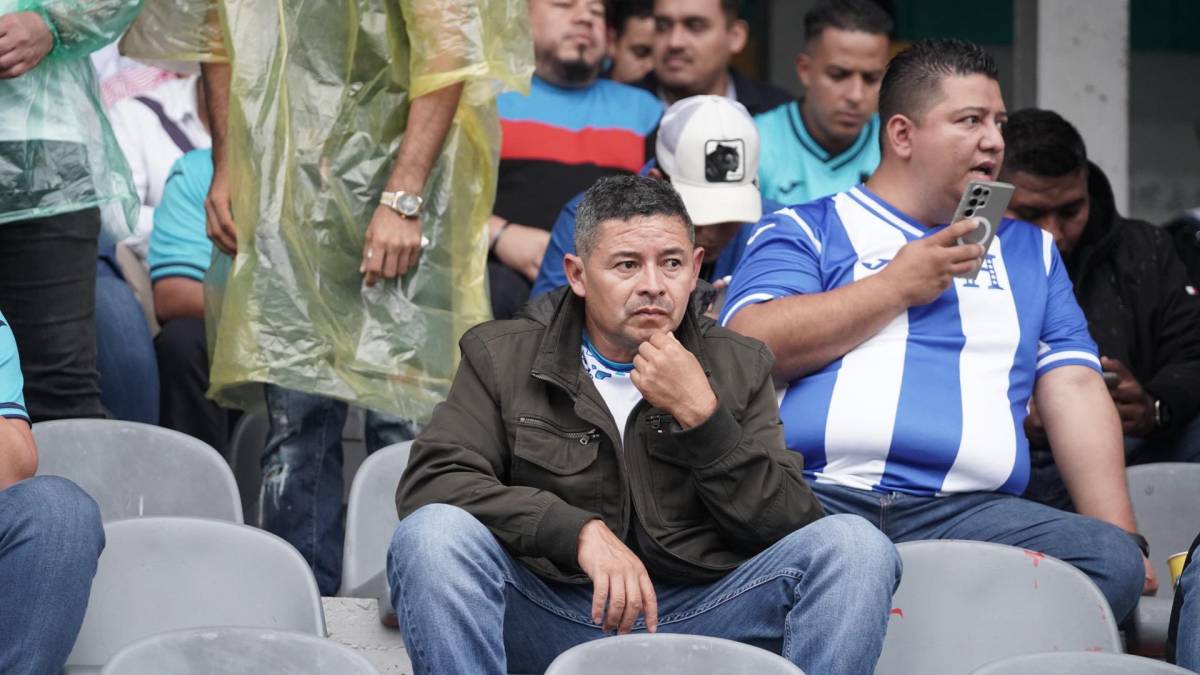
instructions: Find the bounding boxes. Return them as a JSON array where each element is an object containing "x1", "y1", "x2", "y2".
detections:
[{"x1": 722, "y1": 38, "x2": 1155, "y2": 623}]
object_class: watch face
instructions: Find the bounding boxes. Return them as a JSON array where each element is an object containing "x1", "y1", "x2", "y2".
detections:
[{"x1": 397, "y1": 193, "x2": 421, "y2": 216}]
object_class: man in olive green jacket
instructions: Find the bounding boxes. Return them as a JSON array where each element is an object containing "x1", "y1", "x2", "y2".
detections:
[{"x1": 388, "y1": 175, "x2": 899, "y2": 675}]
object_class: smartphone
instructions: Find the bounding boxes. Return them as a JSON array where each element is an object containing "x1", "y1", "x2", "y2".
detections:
[
  {"x1": 1102, "y1": 371, "x2": 1119, "y2": 388},
  {"x1": 951, "y1": 180, "x2": 1014, "y2": 280}
]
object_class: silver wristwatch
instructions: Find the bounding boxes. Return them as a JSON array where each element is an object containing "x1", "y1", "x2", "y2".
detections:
[{"x1": 380, "y1": 190, "x2": 423, "y2": 218}]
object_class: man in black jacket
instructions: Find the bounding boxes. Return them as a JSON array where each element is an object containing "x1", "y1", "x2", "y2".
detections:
[
  {"x1": 637, "y1": 0, "x2": 792, "y2": 115},
  {"x1": 1001, "y1": 109, "x2": 1200, "y2": 510},
  {"x1": 388, "y1": 176, "x2": 900, "y2": 675}
]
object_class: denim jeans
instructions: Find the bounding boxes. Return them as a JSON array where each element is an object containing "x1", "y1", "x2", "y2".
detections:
[
  {"x1": 95, "y1": 249, "x2": 159, "y2": 425},
  {"x1": 261, "y1": 385, "x2": 419, "y2": 595},
  {"x1": 1026, "y1": 414, "x2": 1200, "y2": 511},
  {"x1": 388, "y1": 504, "x2": 901, "y2": 675},
  {"x1": 1177, "y1": 552, "x2": 1199, "y2": 670},
  {"x1": 0, "y1": 476, "x2": 105, "y2": 675},
  {"x1": 0, "y1": 209, "x2": 105, "y2": 421},
  {"x1": 809, "y1": 481, "x2": 1145, "y2": 624}
]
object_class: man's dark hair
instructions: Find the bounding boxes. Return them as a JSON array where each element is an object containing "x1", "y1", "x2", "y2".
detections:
[
  {"x1": 804, "y1": 0, "x2": 893, "y2": 41},
  {"x1": 878, "y1": 38, "x2": 998, "y2": 132},
  {"x1": 575, "y1": 175, "x2": 694, "y2": 257},
  {"x1": 611, "y1": 0, "x2": 653, "y2": 36},
  {"x1": 1001, "y1": 109, "x2": 1089, "y2": 178}
]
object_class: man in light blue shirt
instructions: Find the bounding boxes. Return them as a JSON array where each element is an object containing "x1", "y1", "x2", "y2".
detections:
[{"x1": 754, "y1": 0, "x2": 890, "y2": 205}]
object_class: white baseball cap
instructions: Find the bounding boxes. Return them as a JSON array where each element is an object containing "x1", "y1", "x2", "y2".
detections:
[{"x1": 656, "y1": 95, "x2": 762, "y2": 226}]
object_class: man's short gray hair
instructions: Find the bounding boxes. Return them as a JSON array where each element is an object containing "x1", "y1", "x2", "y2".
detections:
[{"x1": 575, "y1": 175, "x2": 694, "y2": 258}]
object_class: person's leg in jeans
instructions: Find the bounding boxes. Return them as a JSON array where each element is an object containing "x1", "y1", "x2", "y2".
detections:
[
  {"x1": 363, "y1": 409, "x2": 420, "y2": 455},
  {"x1": 1175, "y1": 549, "x2": 1199, "y2": 670},
  {"x1": 95, "y1": 250, "x2": 159, "y2": 424},
  {"x1": 260, "y1": 385, "x2": 348, "y2": 595},
  {"x1": 809, "y1": 482, "x2": 1145, "y2": 624},
  {"x1": 0, "y1": 210, "x2": 105, "y2": 421},
  {"x1": 389, "y1": 504, "x2": 900, "y2": 675},
  {"x1": 1127, "y1": 413, "x2": 1200, "y2": 466},
  {"x1": 155, "y1": 317, "x2": 230, "y2": 455},
  {"x1": 0, "y1": 476, "x2": 105, "y2": 674}
]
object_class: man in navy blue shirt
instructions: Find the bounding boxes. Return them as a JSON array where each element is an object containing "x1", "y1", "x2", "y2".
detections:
[{"x1": 533, "y1": 95, "x2": 776, "y2": 317}]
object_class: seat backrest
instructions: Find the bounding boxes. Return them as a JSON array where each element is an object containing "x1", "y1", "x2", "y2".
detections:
[
  {"x1": 340, "y1": 441, "x2": 413, "y2": 597},
  {"x1": 226, "y1": 406, "x2": 269, "y2": 521},
  {"x1": 969, "y1": 651, "x2": 1194, "y2": 674},
  {"x1": 544, "y1": 634, "x2": 804, "y2": 675},
  {"x1": 1126, "y1": 463, "x2": 1200, "y2": 591},
  {"x1": 33, "y1": 419, "x2": 242, "y2": 523},
  {"x1": 67, "y1": 517, "x2": 326, "y2": 669},
  {"x1": 875, "y1": 540, "x2": 1122, "y2": 675},
  {"x1": 99, "y1": 627, "x2": 376, "y2": 675}
]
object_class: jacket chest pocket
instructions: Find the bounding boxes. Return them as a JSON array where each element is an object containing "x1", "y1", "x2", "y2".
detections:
[{"x1": 512, "y1": 416, "x2": 603, "y2": 507}]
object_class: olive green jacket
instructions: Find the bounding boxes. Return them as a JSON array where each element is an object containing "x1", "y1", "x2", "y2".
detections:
[{"x1": 396, "y1": 287, "x2": 824, "y2": 583}]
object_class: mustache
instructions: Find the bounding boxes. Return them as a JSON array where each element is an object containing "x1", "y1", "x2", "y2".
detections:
[{"x1": 626, "y1": 296, "x2": 674, "y2": 314}]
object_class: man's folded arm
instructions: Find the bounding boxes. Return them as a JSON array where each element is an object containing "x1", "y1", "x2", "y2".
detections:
[
  {"x1": 654, "y1": 345, "x2": 824, "y2": 551},
  {"x1": 395, "y1": 331, "x2": 598, "y2": 572}
]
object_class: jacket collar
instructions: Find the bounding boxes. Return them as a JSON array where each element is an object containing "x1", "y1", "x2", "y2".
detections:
[{"x1": 524, "y1": 287, "x2": 714, "y2": 395}]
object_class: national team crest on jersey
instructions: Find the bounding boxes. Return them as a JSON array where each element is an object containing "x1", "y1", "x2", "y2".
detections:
[{"x1": 705, "y1": 139, "x2": 744, "y2": 182}]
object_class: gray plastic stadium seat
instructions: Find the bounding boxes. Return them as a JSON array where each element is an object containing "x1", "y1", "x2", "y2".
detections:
[
  {"x1": 99, "y1": 627, "x2": 377, "y2": 675},
  {"x1": 339, "y1": 441, "x2": 413, "y2": 622},
  {"x1": 65, "y1": 517, "x2": 325, "y2": 671},
  {"x1": 545, "y1": 634, "x2": 804, "y2": 674},
  {"x1": 1126, "y1": 462, "x2": 1200, "y2": 654},
  {"x1": 969, "y1": 651, "x2": 1194, "y2": 674},
  {"x1": 875, "y1": 540, "x2": 1122, "y2": 675},
  {"x1": 33, "y1": 419, "x2": 242, "y2": 523},
  {"x1": 226, "y1": 406, "x2": 269, "y2": 522}
]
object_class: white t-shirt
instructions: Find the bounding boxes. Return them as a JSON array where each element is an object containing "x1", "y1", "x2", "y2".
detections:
[{"x1": 582, "y1": 335, "x2": 643, "y2": 445}]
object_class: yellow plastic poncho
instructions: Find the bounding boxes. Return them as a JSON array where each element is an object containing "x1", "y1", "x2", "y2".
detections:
[
  {"x1": 122, "y1": 0, "x2": 532, "y2": 422},
  {"x1": 0, "y1": 0, "x2": 141, "y2": 236}
]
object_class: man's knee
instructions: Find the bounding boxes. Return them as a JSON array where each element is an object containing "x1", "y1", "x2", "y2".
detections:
[
  {"x1": 6, "y1": 476, "x2": 105, "y2": 557},
  {"x1": 389, "y1": 504, "x2": 495, "y2": 576},
  {"x1": 785, "y1": 514, "x2": 901, "y2": 582}
]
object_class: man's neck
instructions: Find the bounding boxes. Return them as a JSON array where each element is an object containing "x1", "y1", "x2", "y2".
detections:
[
  {"x1": 582, "y1": 321, "x2": 637, "y2": 364},
  {"x1": 798, "y1": 103, "x2": 854, "y2": 157},
  {"x1": 661, "y1": 68, "x2": 730, "y2": 106},
  {"x1": 864, "y1": 164, "x2": 941, "y2": 228},
  {"x1": 535, "y1": 63, "x2": 599, "y2": 90}
]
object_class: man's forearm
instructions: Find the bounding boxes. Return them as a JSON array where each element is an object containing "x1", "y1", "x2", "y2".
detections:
[
  {"x1": 385, "y1": 82, "x2": 464, "y2": 194},
  {"x1": 200, "y1": 61, "x2": 231, "y2": 168},
  {"x1": 728, "y1": 273, "x2": 908, "y2": 383},
  {"x1": 1038, "y1": 366, "x2": 1138, "y2": 532}
]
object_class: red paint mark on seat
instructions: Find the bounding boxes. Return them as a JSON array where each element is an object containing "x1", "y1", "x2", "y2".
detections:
[
  {"x1": 1085, "y1": 646, "x2": 1104, "y2": 652},
  {"x1": 890, "y1": 608, "x2": 904, "y2": 618},
  {"x1": 1034, "y1": 578, "x2": 1039, "y2": 590},
  {"x1": 1023, "y1": 550, "x2": 1046, "y2": 566}
]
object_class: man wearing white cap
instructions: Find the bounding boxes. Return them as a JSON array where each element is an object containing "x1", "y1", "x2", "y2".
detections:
[{"x1": 532, "y1": 95, "x2": 776, "y2": 313}]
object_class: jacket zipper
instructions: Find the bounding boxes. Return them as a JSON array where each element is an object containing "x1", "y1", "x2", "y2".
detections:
[{"x1": 517, "y1": 415, "x2": 601, "y2": 445}]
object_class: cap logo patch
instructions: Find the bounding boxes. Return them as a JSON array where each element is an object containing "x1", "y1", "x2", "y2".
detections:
[{"x1": 705, "y1": 139, "x2": 744, "y2": 183}]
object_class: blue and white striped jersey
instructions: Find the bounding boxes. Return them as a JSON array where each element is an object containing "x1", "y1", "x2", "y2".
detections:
[{"x1": 720, "y1": 185, "x2": 1100, "y2": 497}]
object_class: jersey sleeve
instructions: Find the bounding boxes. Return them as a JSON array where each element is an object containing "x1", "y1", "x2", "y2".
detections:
[
  {"x1": 719, "y1": 207, "x2": 826, "y2": 326},
  {"x1": 1036, "y1": 231, "x2": 1101, "y2": 378},
  {"x1": 0, "y1": 314, "x2": 29, "y2": 422},
  {"x1": 529, "y1": 192, "x2": 582, "y2": 299},
  {"x1": 149, "y1": 150, "x2": 215, "y2": 283}
]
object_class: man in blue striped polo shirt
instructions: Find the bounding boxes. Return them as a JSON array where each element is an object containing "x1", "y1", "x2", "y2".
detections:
[{"x1": 723, "y1": 39, "x2": 1153, "y2": 623}]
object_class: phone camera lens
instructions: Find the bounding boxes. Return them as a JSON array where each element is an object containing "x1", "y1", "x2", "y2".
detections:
[
  {"x1": 969, "y1": 199, "x2": 978, "y2": 206},
  {"x1": 972, "y1": 187, "x2": 983, "y2": 196},
  {"x1": 983, "y1": 189, "x2": 990, "y2": 196},
  {"x1": 964, "y1": 208, "x2": 975, "y2": 217}
]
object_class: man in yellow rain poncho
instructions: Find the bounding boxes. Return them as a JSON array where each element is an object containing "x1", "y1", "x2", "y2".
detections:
[{"x1": 123, "y1": 0, "x2": 532, "y2": 594}]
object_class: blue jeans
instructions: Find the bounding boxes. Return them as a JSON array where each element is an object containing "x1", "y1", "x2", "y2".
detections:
[
  {"x1": 0, "y1": 476, "x2": 105, "y2": 674},
  {"x1": 1179, "y1": 552, "x2": 1200, "y2": 670},
  {"x1": 261, "y1": 385, "x2": 418, "y2": 595},
  {"x1": 809, "y1": 481, "x2": 1145, "y2": 624},
  {"x1": 388, "y1": 504, "x2": 901, "y2": 675},
  {"x1": 95, "y1": 251, "x2": 159, "y2": 424}
]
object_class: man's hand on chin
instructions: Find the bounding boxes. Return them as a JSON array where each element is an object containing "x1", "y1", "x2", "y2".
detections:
[{"x1": 630, "y1": 331, "x2": 718, "y2": 429}]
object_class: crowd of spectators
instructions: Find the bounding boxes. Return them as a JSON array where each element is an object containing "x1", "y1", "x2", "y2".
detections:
[{"x1": 1, "y1": 0, "x2": 1198, "y2": 673}]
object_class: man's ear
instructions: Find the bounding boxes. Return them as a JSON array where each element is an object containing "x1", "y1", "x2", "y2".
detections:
[
  {"x1": 795, "y1": 52, "x2": 812, "y2": 89},
  {"x1": 884, "y1": 114, "x2": 916, "y2": 161},
  {"x1": 690, "y1": 244, "x2": 704, "y2": 287},
  {"x1": 728, "y1": 19, "x2": 748, "y2": 55},
  {"x1": 564, "y1": 253, "x2": 587, "y2": 299}
]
